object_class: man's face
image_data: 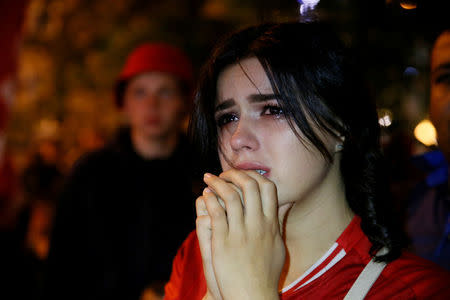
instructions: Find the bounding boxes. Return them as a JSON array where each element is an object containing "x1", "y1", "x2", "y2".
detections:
[
  {"x1": 122, "y1": 72, "x2": 186, "y2": 141},
  {"x1": 430, "y1": 31, "x2": 450, "y2": 160}
]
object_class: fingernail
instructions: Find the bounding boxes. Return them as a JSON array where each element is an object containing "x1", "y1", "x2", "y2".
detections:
[
  {"x1": 204, "y1": 173, "x2": 212, "y2": 179},
  {"x1": 204, "y1": 187, "x2": 212, "y2": 193}
]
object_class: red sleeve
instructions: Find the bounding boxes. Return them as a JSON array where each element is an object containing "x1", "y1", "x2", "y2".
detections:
[{"x1": 164, "y1": 231, "x2": 207, "y2": 300}]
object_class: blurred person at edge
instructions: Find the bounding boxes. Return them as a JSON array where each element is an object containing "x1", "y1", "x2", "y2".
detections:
[
  {"x1": 403, "y1": 28, "x2": 450, "y2": 271},
  {"x1": 44, "y1": 43, "x2": 199, "y2": 300}
]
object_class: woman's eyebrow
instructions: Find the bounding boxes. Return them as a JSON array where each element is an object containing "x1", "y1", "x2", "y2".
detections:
[
  {"x1": 248, "y1": 93, "x2": 279, "y2": 102},
  {"x1": 215, "y1": 93, "x2": 279, "y2": 113},
  {"x1": 215, "y1": 99, "x2": 234, "y2": 112}
]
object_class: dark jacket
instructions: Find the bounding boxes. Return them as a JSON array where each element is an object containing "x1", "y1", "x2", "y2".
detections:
[
  {"x1": 44, "y1": 128, "x2": 199, "y2": 300},
  {"x1": 406, "y1": 150, "x2": 450, "y2": 271}
]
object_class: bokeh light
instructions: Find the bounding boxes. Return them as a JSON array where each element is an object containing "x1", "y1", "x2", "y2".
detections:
[
  {"x1": 400, "y1": 0, "x2": 417, "y2": 10},
  {"x1": 298, "y1": 0, "x2": 321, "y2": 18},
  {"x1": 414, "y1": 119, "x2": 437, "y2": 146},
  {"x1": 378, "y1": 109, "x2": 393, "y2": 127},
  {"x1": 403, "y1": 66, "x2": 419, "y2": 77}
]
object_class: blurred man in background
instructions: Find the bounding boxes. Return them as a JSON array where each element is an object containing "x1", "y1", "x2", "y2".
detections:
[{"x1": 44, "y1": 43, "x2": 198, "y2": 300}]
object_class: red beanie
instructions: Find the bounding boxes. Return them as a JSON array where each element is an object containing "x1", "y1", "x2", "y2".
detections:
[{"x1": 115, "y1": 43, "x2": 194, "y2": 107}]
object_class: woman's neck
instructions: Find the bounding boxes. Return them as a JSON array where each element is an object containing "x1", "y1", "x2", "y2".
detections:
[
  {"x1": 131, "y1": 129, "x2": 179, "y2": 160},
  {"x1": 279, "y1": 160, "x2": 354, "y2": 289}
]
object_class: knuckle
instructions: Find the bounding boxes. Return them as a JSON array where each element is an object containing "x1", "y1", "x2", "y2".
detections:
[
  {"x1": 219, "y1": 169, "x2": 233, "y2": 177},
  {"x1": 195, "y1": 196, "x2": 206, "y2": 208},
  {"x1": 203, "y1": 192, "x2": 215, "y2": 202},
  {"x1": 205, "y1": 197, "x2": 224, "y2": 217},
  {"x1": 195, "y1": 196, "x2": 203, "y2": 205},
  {"x1": 217, "y1": 188, "x2": 239, "y2": 205},
  {"x1": 242, "y1": 177, "x2": 257, "y2": 190},
  {"x1": 196, "y1": 215, "x2": 211, "y2": 227},
  {"x1": 210, "y1": 210, "x2": 224, "y2": 219},
  {"x1": 228, "y1": 191, "x2": 242, "y2": 205},
  {"x1": 262, "y1": 180, "x2": 276, "y2": 193}
]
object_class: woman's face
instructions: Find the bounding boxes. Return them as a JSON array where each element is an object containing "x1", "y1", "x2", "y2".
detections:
[{"x1": 215, "y1": 57, "x2": 338, "y2": 207}]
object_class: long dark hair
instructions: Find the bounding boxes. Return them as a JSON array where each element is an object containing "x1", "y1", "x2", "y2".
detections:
[{"x1": 190, "y1": 22, "x2": 406, "y2": 262}]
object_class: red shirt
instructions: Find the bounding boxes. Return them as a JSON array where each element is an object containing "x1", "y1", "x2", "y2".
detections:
[{"x1": 164, "y1": 217, "x2": 450, "y2": 299}]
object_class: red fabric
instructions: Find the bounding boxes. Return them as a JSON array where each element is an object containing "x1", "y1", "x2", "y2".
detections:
[
  {"x1": 164, "y1": 216, "x2": 450, "y2": 300},
  {"x1": 117, "y1": 43, "x2": 193, "y2": 87}
]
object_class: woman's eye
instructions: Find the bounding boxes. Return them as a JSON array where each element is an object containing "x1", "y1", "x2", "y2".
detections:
[
  {"x1": 262, "y1": 105, "x2": 283, "y2": 116},
  {"x1": 216, "y1": 114, "x2": 238, "y2": 127}
]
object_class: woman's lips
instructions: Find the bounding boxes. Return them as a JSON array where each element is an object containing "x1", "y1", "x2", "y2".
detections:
[{"x1": 235, "y1": 162, "x2": 271, "y2": 177}]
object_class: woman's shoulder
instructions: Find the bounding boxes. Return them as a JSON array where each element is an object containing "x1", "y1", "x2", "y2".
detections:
[
  {"x1": 385, "y1": 250, "x2": 449, "y2": 278},
  {"x1": 374, "y1": 250, "x2": 450, "y2": 298}
]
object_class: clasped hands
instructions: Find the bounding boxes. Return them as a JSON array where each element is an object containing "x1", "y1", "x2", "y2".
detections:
[{"x1": 196, "y1": 169, "x2": 292, "y2": 300}]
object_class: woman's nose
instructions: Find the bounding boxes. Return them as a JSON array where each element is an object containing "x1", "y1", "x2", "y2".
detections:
[{"x1": 229, "y1": 119, "x2": 259, "y2": 152}]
